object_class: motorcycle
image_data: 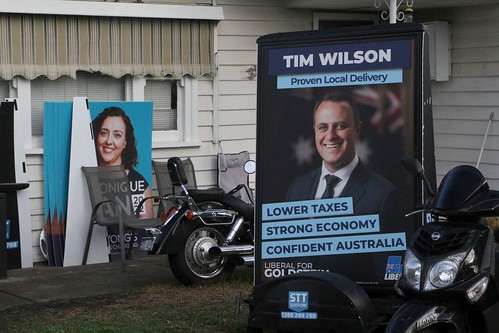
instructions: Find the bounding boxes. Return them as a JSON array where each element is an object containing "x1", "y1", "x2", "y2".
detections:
[
  {"x1": 386, "y1": 158, "x2": 499, "y2": 332},
  {"x1": 149, "y1": 156, "x2": 255, "y2": 286}
]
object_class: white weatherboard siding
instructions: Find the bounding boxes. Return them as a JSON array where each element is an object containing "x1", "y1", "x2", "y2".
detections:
[
  {"x1": 26, "y1": 154, "x2": 44, "y2": 263},
  {"x1": 419, "y1": 5, "x2": 499, "y2": 189}
]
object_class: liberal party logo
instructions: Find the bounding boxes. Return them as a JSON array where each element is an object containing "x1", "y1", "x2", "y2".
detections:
[{"x1": 384, "y1": 255, "x2": 403, "y2": 280}]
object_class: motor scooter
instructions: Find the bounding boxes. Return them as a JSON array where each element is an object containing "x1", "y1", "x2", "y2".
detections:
[
  {"x1": 386, "y1": 158, "x2": 499, "y2": 332},
  {"x1": 149, "y1": 157, "x2": 255, "y2": 286}
]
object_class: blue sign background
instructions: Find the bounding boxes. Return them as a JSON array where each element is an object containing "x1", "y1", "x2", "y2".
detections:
[{"x1": 268, "y1": 40, "x2": 411, "y2": 75}]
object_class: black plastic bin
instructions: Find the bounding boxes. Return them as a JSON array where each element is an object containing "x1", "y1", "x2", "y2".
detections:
[
  {"x1": 0, "y1": 192, "x2": 6, "y2": 279},
  {"x1": 0, "y1": 183, "x2": 29, "y2": 279}
]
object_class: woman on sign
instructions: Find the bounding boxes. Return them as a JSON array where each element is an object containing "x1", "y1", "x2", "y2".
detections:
[{"x1": 92, "y1": 106, "x2": 153, "y2": 219}]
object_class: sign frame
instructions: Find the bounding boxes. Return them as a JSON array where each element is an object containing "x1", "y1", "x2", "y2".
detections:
[{"x1": 254, "y1": 23, "x2": 436, "y2": 291}]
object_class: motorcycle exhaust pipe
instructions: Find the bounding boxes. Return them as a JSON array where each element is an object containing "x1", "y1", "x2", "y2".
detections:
[
  {"x1": 226, "y1": 255, "x2": 254, "y2": 267},
  {"x1": 209, "y1": 244, "x2": 254, "y2": 257},
  {"x1": 241, "y1": 255, "x2": 254, "y2": 266}
]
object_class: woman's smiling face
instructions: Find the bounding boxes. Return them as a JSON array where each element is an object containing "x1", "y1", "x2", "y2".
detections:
[{"x1": 96, "y1": 116, "x2": 127, "y2": 166}]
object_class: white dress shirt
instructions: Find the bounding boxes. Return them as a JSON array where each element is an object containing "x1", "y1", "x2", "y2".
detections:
[{"x1": 314, "y1": 154, "x2": 359, "y2": 199}]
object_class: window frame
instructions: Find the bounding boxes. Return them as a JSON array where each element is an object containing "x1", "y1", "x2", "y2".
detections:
[
  {"x1": 128, "y1": 75, "x2": 200, "y2": 148},
  {"x1": 12, "y1": 73, "x2": 201, "y2": 152}
]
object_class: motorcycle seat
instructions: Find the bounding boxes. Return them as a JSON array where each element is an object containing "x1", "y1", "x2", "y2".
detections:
[
  {"x1": 187, "y1": 188, "x2": 225, "y2": 203},
  {"x1": 223, "y1": 193, "x2": 254, "y2": 221},
  {"x1": 184, "y1": 188, "x2": 253, "y2": 221}
]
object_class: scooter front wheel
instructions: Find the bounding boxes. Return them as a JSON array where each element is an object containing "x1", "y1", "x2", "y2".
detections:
[{"x1": 168, "y1": 221, "x2": 235, "y2": 286}]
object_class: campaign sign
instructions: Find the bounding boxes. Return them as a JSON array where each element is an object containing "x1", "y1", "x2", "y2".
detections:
[
  {"x1": 89, "y1": 102, "x2": 154, "y2": 260},
  {"x1": 43, "y1": 101, "x2": 153, "y2": 266},
  {"x1": 254, "y1": 23, "x2": 436, "y2": 289}
]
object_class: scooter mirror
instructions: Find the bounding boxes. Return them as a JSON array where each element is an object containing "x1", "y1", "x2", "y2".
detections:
[
  {"x1": 244, "y1": 160, "x2": 256, "y2": 174},
  {"x1": 401, "y1": 157, "x2": 435, "y2": 197},
  {"x1": 401, "y1": 157, "x2": 424, "y2": 177}
]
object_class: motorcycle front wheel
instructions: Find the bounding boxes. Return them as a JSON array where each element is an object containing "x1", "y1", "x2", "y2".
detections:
[{"x1": 168, "y1": 220, "x2": 236, "y2": 286}]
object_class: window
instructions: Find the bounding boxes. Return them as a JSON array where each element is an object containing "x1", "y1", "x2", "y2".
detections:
[
  {"x1": 31, "y1": 72, "x2": 125, "y2": 135},
  {"x1": 0, "y1": 8, "x2": 216, "y2": 152},
  {"x1": 145, "y1": 79, "x2": 178, "y2": 132},
  {"x1": 16, "y1": 72, "x2": 199, "y2": 150},
  {"x1": 147, "y1": 76, "x2": 200, "y2": 147}
]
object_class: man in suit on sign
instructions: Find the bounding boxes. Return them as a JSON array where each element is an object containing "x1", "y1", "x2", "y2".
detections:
[{"x1": 286, "y1": 91, "x2": 400, "y2": 223}]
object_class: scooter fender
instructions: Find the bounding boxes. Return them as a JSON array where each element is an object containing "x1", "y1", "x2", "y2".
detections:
[{"x1": 385, "y1": 298, "x2": 470, "y2": 333}]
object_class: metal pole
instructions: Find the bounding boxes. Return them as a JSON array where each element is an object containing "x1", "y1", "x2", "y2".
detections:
[
  {"x1": 476, "y1": 112, "x2": 494, "y2": 168},
  {"x1": 389, "y1": 0, "x2": 397, "y2": 24}
]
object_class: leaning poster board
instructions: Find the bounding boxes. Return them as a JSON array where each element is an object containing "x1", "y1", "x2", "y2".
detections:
[
  {"x1": 43, "y1": 100, "x2": 154, "y2": 267},
  {"x1": 254, "y1": 23, "x2": 436, "y2": 293}
]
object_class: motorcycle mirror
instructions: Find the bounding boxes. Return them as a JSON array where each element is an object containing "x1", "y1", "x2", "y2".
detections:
[
  {"x1": 401, "y1": 157, "x2": 435, "y2": 197},
  {"x1": 244, "y1": 160, "x2": 256, "y2": 174}
]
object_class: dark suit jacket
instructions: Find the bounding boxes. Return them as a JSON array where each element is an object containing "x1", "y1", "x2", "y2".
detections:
[{"x1": 286, "y1": 161, "x2": 400, "y2": 226}]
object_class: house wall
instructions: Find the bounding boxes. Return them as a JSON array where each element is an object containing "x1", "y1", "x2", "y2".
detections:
[
  {"x1": 21, "y1": 1, "x2": 499, "y2": 265},
  {"x1": 150, "y1": 1, "x2": 311, "y2": 187},
  {"x1": 23, "y1": 0, "x2": 312, "y2": 264},
  {"x1": 418, "y1": 5, "x2": 499, "y2": 188}
]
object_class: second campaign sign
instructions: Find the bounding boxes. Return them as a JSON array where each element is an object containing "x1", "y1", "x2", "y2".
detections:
[{"x1": 254, "y1": 23, "x2": 435, "y2": 289}]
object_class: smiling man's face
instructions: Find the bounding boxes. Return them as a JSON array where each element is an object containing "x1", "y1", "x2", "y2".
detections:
[{"x1": 314, "y1": 100, "x2": 360, "y2": 173}]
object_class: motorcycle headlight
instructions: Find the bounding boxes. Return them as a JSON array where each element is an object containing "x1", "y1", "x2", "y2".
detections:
[
  {"x1": 428, "y1": 260, "x2": 459, "y2": 288},
  {"x1": 404, "y1": 249, "x2": 421, "y2": 289},
  {"x1": 425, "y1": 252, "x2": 467, "y2": 291}
]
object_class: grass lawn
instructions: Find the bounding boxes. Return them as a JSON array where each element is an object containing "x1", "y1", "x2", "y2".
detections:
[{"x1": 0, "y1": 272, "x2": 255, "y2": 333}]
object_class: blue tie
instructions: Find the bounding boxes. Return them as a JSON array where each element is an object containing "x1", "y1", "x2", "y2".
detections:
[{"x1": 321, "y1": 174, "x2": 340, "y2": 199}]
